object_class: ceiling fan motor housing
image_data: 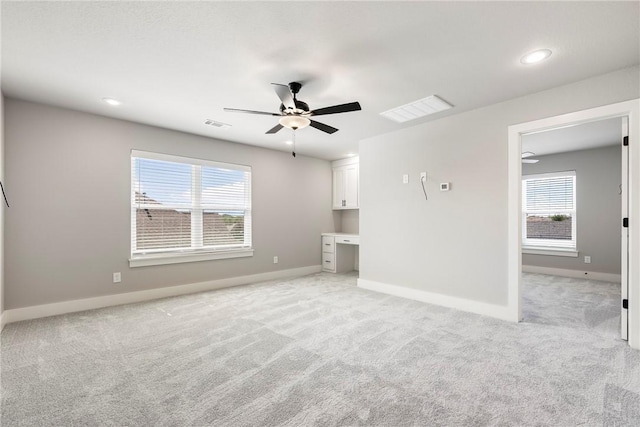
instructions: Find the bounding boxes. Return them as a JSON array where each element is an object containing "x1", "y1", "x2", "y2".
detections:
[
  {"x1": 280, "y1": 99, "x2": 309, "y2": 114},
  {"x1": 288, "y1": 81, "x2": 302, "y2": 94},
  {"x1": 279, "y1": 82, "x2": 309, "y2": 114}
]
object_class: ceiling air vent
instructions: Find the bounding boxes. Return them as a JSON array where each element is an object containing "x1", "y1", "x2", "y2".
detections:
[
  {"x1": 204, "y1": 119, "x2": 231, "y2": 129},
  {"x1": 380, "y1": 95, "x2": 453, "y2": 123}
]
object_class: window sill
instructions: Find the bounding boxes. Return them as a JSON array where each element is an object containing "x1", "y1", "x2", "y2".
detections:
[
  {"x1": 129, "y1": 249, "x2": 254, "y2": 267},
  {"x1": 522, "y1": 247, "x2": 578, "y2": 257}
]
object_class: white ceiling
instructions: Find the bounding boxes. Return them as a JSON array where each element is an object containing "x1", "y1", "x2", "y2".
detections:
[
  {"x1": 522, "y1": 117, "x2": 623, "y2": 158},
  {"x1": 2, "y1": 1, "x2": 638, "y2": 160}
]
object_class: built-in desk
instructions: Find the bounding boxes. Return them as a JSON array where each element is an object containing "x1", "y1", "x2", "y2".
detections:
[{"x1": 321, "y1": 233, "x2": 359, "y2": 273}]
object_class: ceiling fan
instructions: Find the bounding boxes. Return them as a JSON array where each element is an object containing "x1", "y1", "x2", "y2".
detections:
[
  {"x1": 522, "y1": 151, "x2": 540, "y2": 163},
  {"x1": 224, "y1": 82, "x2": 361, "y2": 135}
]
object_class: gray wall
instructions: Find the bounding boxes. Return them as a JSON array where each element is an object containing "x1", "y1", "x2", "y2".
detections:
[
  {"x1": 5, "y1": 99, "x2": 336, "y2": 309},
  {"x1": 340, "y1": 210, "x2": 359, "y2": 234},
  {"x1": 359, "y1": 66, "x2": 639, "y2": 306},
  {"x1": 522, "y1": 145, "x2": 622, "y2": 274}
]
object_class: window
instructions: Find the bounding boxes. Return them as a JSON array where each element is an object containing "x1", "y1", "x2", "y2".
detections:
[
  {"x1": 130, "y1": 150, "x2": 252, "y2": 267},
  {"x1": 522, "y1": 171, "x2": 576, "y2": 253}
]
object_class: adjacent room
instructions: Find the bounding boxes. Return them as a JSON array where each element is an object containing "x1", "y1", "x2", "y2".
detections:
[
  {"x1": 1, "y1": 2, "x2": 639, "y2": 426},
  {"x1": 520, "y1": 118, "x2": 624, "y2": 336}
]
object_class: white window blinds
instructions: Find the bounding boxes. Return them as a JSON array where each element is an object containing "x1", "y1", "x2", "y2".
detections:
[
  {"x1": 131, "y1": 150, "x2": 252, "y2": 257},
  {"x1": 522, "y1": 171, "x2": 576, "y2": 249}
]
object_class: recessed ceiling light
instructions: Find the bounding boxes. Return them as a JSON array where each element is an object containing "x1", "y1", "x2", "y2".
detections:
[
  {"x1": 102, "y1": 97, "x2": 121, "y2": 106},
  {"x1": 520, "y1": 49, "x2": 552, "y2": 65},
  {"x1": 346, "y1": 153, "x2": 356, "y2": 157},
  {"x1": 285, "y1": 140, "x2": 293, "y2": 145}
]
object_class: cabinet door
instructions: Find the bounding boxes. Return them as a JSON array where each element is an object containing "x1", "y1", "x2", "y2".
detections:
[
  {"x1": 344, "y1": 164, "x2": 359, "y2": 208},
  {"x1": 333, "y1": 167, "x2": 346, "y2": 209}
]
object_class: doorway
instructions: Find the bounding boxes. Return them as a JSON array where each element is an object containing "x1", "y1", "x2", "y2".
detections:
[
  {"x1": 507, "y1": 99, "x2": 640, "y2": 349},
  {"x1": 519, "y1": 118, "x2": 623, "y2": 337}
]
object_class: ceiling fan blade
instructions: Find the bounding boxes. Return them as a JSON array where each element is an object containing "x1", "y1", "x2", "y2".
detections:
[
  {"x1": 309, "y1": 119, "x2": 339, "y2": 134},
  {"x1": 271, "y1": 83, "x2": 296, "y2": 110},
  {"x1": 522, "y1": 159, "x2": 539, "y2": 164},
  {"x1": 224, "y1": 108, "x2": 281, "y2": 116},
  {"x1": 266, "y1": 124, "x2": 284, "y2": 134},
  {"x1": 309, "y1": 102, "x2": 361, "y2": 116}
]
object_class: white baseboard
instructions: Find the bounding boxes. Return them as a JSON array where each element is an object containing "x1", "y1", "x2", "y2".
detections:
[
  {"x1": 3, "y1": 265, "x2": 321, "y2": 325},
  {"x1": 357, "y1": 278, "x2": 517, "y2": 322},
  {"x1": 522, "y1": 265, "x2": 621, "y2": 283},
  {"x1": 0, "y1": 311, "x2": 5, "y2": 331}
]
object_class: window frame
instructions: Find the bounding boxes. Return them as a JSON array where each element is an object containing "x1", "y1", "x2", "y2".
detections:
[
  {"x1": 130, "y1": 150, "x2": 253, "y2": 267},
  {"x1": 521, "y1": 170, "x2": 577, "y2": 255}
]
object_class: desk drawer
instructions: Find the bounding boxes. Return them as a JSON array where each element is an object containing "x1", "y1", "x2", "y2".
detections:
[
  {"x1": 322, "y1": 236, "x2": 335, "y2": 253},
  {"x1": 336, "y1": 236, "x2": 359, "y2": 245},
  {"x1": 322, "y1": 252, "x2": 335, "y2": 271}
]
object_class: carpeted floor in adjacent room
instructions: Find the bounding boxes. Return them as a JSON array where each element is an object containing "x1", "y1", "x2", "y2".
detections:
[{"x1": 1, "y1": 272, "x2": 639, "y2": 426}]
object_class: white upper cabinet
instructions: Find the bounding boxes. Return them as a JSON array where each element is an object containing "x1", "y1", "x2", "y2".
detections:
[{"x1": 332, "y1": 157, "x2": 359, "y2": 210}]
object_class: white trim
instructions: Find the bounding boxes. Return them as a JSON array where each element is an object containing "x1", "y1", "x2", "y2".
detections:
[
  {"x1": 129, "y1": 249, "x2": 253, "y2": 267},
  {"x1": 522, "y1": 248, "x2": 578, "y2": 257},
  {"x1": 331, "y1": 156, "x2": 359, "y2": 168},
  {"x1": 523, "y1": 265, "x2": 621, "y2": 283},
  {"x1": 357, "y1": 278, "x2": 516, "y2": 322},
  {"x1": 621, "y1": 115, "x2": 629, "y2": 340},
  {"x1": 0, "y1": 311, "x2": 5, "y2": 331},
  {"x1": 508, "y1": 98, "x2": 640, "y2": 349},
  {"x1": 131, "y1": 149, "x2": 251, "y2": 171},
  {"x1": 523, "y1": 170, "x2": 576, "y2": 180},
  {"x1": 3, "y1": 265, "x2": 321, "y2": 325},
  {"x1": 508, "y1": 123, "x2": 524, "y2": 322}
]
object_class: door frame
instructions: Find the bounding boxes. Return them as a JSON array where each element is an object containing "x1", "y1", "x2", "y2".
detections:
[
  {"x1": 507, "y1": 99, "x2": 640, "y2": 349},
  {"x1": 621, "y1": 116, "x2": 629, "y2": 340}
]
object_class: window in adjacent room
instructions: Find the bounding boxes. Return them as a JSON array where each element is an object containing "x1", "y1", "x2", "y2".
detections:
[
  {"x1": 522, "y1": 171, "x2": 576, "y2": 253},
  {"x1": 130, "y1": 150, "x2": 252, "y2": 267}
]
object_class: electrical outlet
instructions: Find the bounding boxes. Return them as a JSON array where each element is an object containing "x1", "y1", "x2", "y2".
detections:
[
  {"x1": 113, "y1": 272, "x2": 121, "y2": 283},
  {"x1": 584, "y1": 256, "x2": 591, "y2": 264},
  {"x1": 420, "y1": 172, "x2": 427, "y2": 181},
  {"x1": 402, "y1": 174, "x2": 409, "y2": 184},
  {"x1": 273, "y1": 256, "x2": 278, "y2": 264}
]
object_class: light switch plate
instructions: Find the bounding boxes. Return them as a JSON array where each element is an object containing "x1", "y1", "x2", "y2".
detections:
[{"x1": 402, "y1": 174, "x2": 409, "y2": 184}]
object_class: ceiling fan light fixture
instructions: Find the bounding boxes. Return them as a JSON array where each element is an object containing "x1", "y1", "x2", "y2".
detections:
[{"x1": 279, "y1": 115, "x2": 311, "y2": 130}]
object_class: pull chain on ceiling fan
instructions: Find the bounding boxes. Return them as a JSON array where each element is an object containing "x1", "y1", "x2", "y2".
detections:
[
  {"x1": 291, "y1": 129, "x2": 297, "y2": 158},
  {"x1": 224, "y1": 82, "x2": 362, "y2": 135}
]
